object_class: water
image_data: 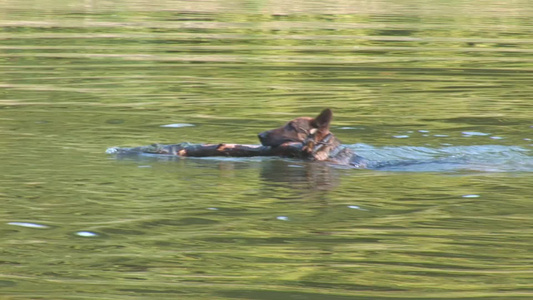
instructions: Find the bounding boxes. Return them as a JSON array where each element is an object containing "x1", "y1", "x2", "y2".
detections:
[{"x1": 1, "y1": 0, "x2": 532, "y2": 299}]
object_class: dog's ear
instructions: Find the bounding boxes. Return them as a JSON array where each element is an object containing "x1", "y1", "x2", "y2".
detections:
[{"x1": 312, "y1": 108, "x2": 333, "y2": 129}]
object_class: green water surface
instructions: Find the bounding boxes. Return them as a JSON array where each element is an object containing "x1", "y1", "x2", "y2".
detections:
[{"x1": 1, "y1": 0, "x2": 532, "y2": 299}]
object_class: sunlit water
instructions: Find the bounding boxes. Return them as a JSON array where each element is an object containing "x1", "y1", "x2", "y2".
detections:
[{"x1": 1, "y1": 0, "x2": 532, "y2": 299}]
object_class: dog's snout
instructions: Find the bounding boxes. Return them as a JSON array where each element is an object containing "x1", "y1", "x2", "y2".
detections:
[{"x1": 258, "y1": 131, "x2": 268, "y2": 144}]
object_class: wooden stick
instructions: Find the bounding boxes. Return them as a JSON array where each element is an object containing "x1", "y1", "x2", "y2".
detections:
[{"x1": 106, "y1": 142, "x2": 308, "y2": 159}]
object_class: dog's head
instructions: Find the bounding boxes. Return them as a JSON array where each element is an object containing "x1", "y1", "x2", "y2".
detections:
[{"x1": 258, "y1": 108, "x2": 333, "y2": 148}]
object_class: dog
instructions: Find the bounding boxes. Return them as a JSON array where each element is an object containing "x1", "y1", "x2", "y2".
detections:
[
  {"x1": 258, "y1": 109, "x2": 368, "y2": 168},
  {"x1": 107, "y1": 108, "x2": 368, "y2": 168}
]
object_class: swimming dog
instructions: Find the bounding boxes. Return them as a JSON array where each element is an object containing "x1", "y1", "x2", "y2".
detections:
[{"x1": 258, "y1": 109, "x2": 367, "y2": 168}]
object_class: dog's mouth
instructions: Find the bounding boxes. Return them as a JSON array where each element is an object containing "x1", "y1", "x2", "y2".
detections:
[{"x1": 259, "y1": 139, "x2": 302, "y2": 148}]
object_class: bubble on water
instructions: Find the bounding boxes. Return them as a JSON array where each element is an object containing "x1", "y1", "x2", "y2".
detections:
[
  {"x1": 207, "y1": 207, "x2": 219, "y2": 211},
  {"x1": 288, "y1": 164, "x2": 303, "y2": 168},
  {"x1": 462, "y1": 131, "x2": 490, "y2": 137},
  {"x1": 8, "y1": 222, "x2": 49, "y2": 229},
  {"x1": 276, "y1": 216, "x2": 289, "y2": 221},
  {"x1": 418, "y1": 130, "x2": 430, "y2": 133},
  {"x1": 160, "y1": 123, "x2": 195, "y2": 128},
  {"x1": 348, "y1": 205, "x2": 368, "y2": 211},
  {"x1": 76, "y1": 231, "x2": 99, "y2": 237},
  {"x1": 462, "y1": 194, "x2": 480, "y2": 198},
  {"x1": 490, "y1": 136, "x2": 504, "y2": 140},
  {"x1": 393, "y1": 135, "x2": 409, "y2": 139}
]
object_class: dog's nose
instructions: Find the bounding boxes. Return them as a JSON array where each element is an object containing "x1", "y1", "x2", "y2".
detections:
[
  {"x1": 258, "y1": 132, "x2": 266, "y2": 141},
  {"x1": 258, "y1": 131, "x2": 269, "y2": 145}
]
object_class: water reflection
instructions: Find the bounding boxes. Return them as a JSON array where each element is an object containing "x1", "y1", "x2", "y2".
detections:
[
  {"x1": 259, "y1": 159, "x2": 340, "y2": 190},
  {"x1": 114, "y1": 154, "x2": 342, "y2": 191}
]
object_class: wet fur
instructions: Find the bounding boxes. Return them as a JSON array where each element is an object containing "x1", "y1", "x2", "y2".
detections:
[{"x1": 258, "y1": 109, "x2": 367, "y2": 168}]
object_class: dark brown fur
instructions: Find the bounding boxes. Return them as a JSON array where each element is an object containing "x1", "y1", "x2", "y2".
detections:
[{"x1": 258, "y1": 109, "x2": 367, "y2": 168}]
